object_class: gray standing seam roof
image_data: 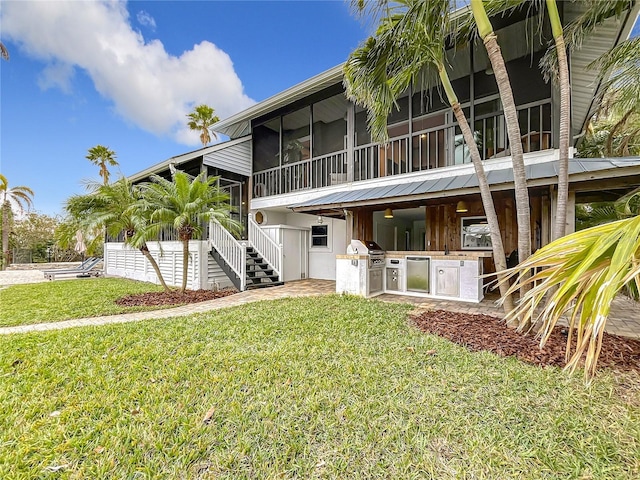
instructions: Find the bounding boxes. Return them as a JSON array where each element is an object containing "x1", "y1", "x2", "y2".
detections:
[{"x1": 290, "y1": 158, "x2": 640, "y2": 209}]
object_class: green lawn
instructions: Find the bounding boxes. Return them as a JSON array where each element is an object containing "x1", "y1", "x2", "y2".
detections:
[
  {"x1": 0, "y1": 278, "x2": 167, "y2": 327},
  {"x1": 1, "y1": 296, "x2": 638, "y2": 479}
]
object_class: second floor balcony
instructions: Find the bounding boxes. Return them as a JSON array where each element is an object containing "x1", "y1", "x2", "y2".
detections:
[{"x1": 253, "y1": 98, "x2": 552, "y2": 199}]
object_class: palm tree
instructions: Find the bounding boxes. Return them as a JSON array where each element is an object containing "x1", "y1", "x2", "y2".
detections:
[
  {"x1": 469, "y1": 0, "x2": 532, "y2": 268},
  {"x1": 64, "y1": 178, "x2": 171, "y2": 292},
  {"x1": 137, "y1": 171, "x2": 239, "y2": 293},
  {"x1": 498, "y1": 206, "x2": 640, "y2": 381},
  {"x1": 187, "y1": 104, "x2": 220, "y2": 147},
  {"x1": 1, "y1": 173, "x2": 34, "y2": 270},
  {"x1": 1, "y1": 41, "x2": 9, "y2": 61},
  {"x1": 86, "y1": 145, "x2": 119, "y2": 185},
  {"x1": 345, "y1": 0, "x2": 514, "y2": 311}
]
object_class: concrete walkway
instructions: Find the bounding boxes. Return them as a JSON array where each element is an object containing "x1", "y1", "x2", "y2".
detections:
[
  {"x1": 1, "y1": 274, "x2": 639, "y2": 338},
  {"x1": 0, "y1": 278, "x2": 336, "y2": 335}
]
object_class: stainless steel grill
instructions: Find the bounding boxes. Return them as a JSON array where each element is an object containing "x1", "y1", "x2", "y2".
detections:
[
  {"x1": 347, "y1": 240, "x2": 385, "y2": 295},
  {"x1": 348, "y1": 240, "x2": 385, "y2": 267}
]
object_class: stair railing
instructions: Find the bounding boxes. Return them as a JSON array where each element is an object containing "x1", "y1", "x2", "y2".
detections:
[
  {"x1": 209, "y1": 219, "x2": 247, "y2": 291},
  {"x1": 248, "y1": 217, "x2": 283, "y2": 279}
]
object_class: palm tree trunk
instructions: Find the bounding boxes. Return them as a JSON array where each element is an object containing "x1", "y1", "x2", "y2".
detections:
[
  {"x1": 139, "y1": 244, "x2": 171, "y2": 292},
  {"x1": 482, "y1": 33, "x2": 532, "y2": 266},
  {"x1": 451, "y1": 103, "x2": 515, "y2": 313},
  {"x1": 471, "y1": 0, "x2": 532, "y2": 329},
  {"x1": 438, "y1": 64, "x2": 514, "y2": 313},
  {"x1": 1, "y1": 201, "x2": 9, "y2": 270},
  {"x1": 548, "y1": 0, "x2": 570, "y2": 241},
  {"x1": 181, "y1": 239, "x2": 189, "y2": 293}
]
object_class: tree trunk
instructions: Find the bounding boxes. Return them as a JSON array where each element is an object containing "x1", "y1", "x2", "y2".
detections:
[
  {"x1": 451, "y1": 103, "x2": 515, "y2": 313},
  {"x1": 1, "y1": 201, "x2": 9, "y2": 270},
  {"x1": 549, "y1": 0, "x2": 570, "y2": 241},
  {"x1": 483, "y1": 33, "x2": 532, "y2": 267},
  {"x1": 181, "y1": 238, "x2": 190, "y2": 293},
  {"x1": 139, "y1": 244, "x2": 171, "y2": 293},
  {"x1": 0, "y1": 202, "x2": 9, "y2": 270}
]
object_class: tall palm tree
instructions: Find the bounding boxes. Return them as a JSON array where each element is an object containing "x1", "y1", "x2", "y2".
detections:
[
  {"x1": 187, "y1": 104, "x2": 220, "y2": 147},
  {"x1": 65, "y1": 178, "x2": 171, "y2": 292},
  {"x1": 345, "y1": 0, "x2": 514, "y2": 311},
  {"x1": 136, "y1": 171, "x2": 239, "y2": 293},
  {"x1": 470, "y1": 0, "x2": 532, "y2": 268},
  {"x1": 1, "y1": 173, "x2": 34, "y2": 270},
  {"x1": 86, "y1": 145, "x2": 119, "y2": 185}
]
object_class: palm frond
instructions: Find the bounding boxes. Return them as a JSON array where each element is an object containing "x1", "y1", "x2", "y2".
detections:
[
  {"x1": 498, "y1": 214, "x2": 640, "y2": 380},
  {"x1": 344, "y1": 0, "x2": 450, "y2": 144}
]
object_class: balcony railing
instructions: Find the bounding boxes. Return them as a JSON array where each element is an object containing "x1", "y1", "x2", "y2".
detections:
[
  {"x1": 252, "y1": 100, "x2": 551, "y2": 198},
  {"x1": 254, "y1": 150, "x2": 348, "y2": 198}
]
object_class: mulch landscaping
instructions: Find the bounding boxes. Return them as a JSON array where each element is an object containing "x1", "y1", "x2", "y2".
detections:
[
  {"x1": 411, "y1": 309, "x2": 640, "y2": 373},
  {"x1": 115, "y1": 288, "x2": 237, "y2": 307}
]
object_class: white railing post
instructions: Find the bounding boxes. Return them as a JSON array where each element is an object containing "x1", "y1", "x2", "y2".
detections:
[{"x1": 240, "y1": 241, "x2": 247, "y2": 291}]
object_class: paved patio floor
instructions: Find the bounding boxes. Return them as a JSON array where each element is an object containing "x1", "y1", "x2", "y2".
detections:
[{"x1": 0, "y1": 276, "x2": 638, "y2": 338}]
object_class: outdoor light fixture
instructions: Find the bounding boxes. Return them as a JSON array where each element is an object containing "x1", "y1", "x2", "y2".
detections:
[
  {"x1": 318, "y1": 216, "x2": 323, "y2": 224},
  {"x1": 384, "y1": 208, "x2": 394, "y2": 218},
  {"x1": 456, "y1": 201, "x2": 468, "y2": 213}
]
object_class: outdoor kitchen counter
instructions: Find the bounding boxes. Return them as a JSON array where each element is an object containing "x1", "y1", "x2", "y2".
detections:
[
  {"x1": 386, "y1": 251, "x2": 492, "y2": 260},
  {"x1": 385, "y1": 251, "x2": 489, "y2": 303}
]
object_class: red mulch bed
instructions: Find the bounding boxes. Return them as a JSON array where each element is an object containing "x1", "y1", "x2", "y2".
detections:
[
  {"x1": 410, "y1": 309, "x2": 640, "y2": 373},
  {"x1": 115, "y1": 288, "x2": 237, "y2": 307}
]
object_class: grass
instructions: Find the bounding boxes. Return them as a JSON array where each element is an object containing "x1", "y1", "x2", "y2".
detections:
[
  {"x1": 1, "y1": 295, "x2": 639, "y2": 479},
  {"x1": 0, "y1": 278, "x2": 166, "y2": 327}
]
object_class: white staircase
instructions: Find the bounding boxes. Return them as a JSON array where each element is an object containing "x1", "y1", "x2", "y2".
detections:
[{"x1": 209, "y1": 218, "x2": 283, "y2": 291}]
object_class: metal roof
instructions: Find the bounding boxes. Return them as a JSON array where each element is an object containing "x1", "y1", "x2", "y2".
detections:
[{"x1": 290, "y1": 158, "x2": 640, "y2": 210}]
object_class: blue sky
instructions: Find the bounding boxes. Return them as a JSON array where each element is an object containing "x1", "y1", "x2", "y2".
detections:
[{"x1": 1, "y1": 0, "x2": 371, "y2": 216}]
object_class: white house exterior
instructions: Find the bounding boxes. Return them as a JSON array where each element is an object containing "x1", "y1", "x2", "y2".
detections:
[{"x1": 107, "y1": 1, "x2": 640, "y2": 299}]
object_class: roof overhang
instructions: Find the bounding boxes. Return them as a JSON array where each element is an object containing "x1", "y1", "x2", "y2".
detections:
[
  {"x1": 127, "y1": 136, "x2": 251, "y2": 183},
  {"x1": 212, "y1": 65, "x2": 344, "y2": 139},
  {"x1": 289, "y1": 158, "x2": 640, "y2": 212}
]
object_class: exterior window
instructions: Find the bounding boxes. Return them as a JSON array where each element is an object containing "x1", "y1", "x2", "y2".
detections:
[
  {"x1": 461, "y1": 217, "x2": 492, "y2": 250},
  {"x1": 311, "y1": 225, "x2": 329, "y2": 247}
]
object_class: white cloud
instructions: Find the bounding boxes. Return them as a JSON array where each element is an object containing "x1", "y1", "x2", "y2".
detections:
[
  {"x1": 1, "y1": 0, "x2": 254, "y2": 145},
  {"x1": 136, "y1": 10, "x2": 156, "y2": 30},
  {"x1": 37, "y1": 62, "x2": 76, "y2": 93}
]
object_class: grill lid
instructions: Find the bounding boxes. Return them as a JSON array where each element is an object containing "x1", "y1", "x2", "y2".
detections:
[{"x1": 347, "y1": 239, "x2": 385, "y2": 255}]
